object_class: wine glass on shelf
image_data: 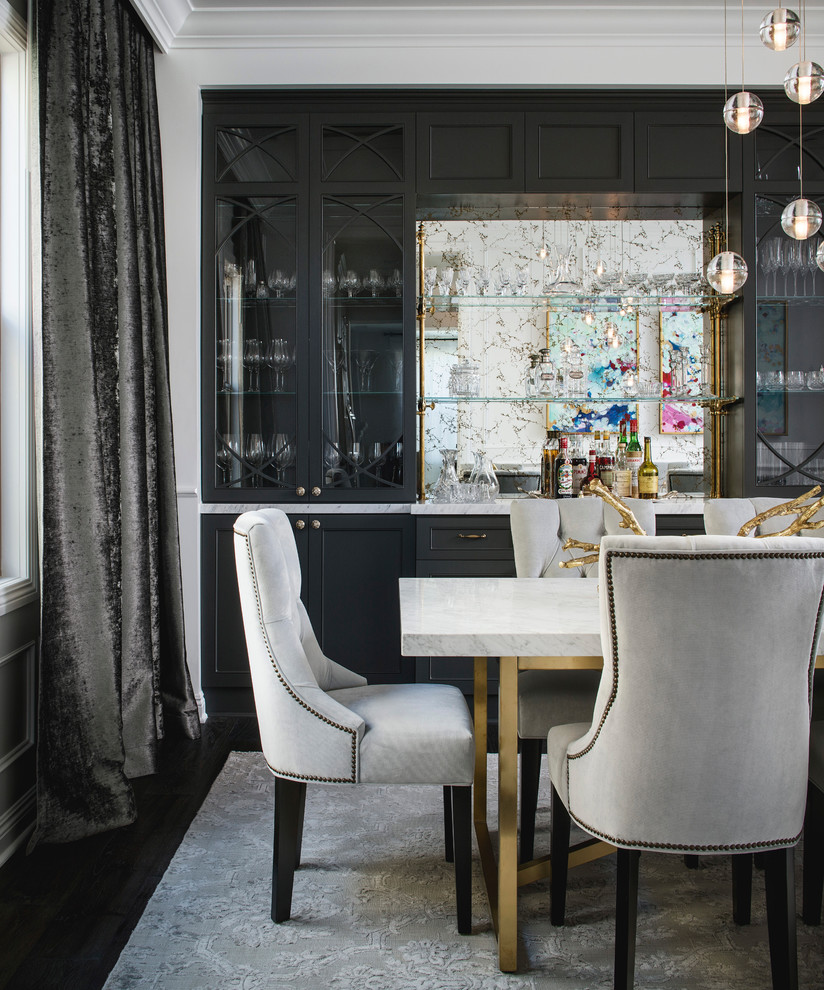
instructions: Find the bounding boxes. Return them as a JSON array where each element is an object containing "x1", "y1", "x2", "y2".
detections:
[
  {"x1": 215, "y1": 434, "x2": 233, "y2": 485},
  {"x1": 353, "y1": 349, "x2": 378, "y2": 392},
  {"x1": 386, "y1": 268, "x2": 403, "y2": 296},
  {"x1": 243, "y1": 338, "x2": 261, "y2": 392},
  {"x1": 267, "y1": 338, "x2": 293, "y2": 392},
  {"x1": 423, "y1": 266, "x2": 437, "y2": 298},
  {"x1": 216, "y1": 338, "x2": 232, "y2": 392},
  {"x1": 348, "y1": 441, "x2": 364, "y2": 488},
  {"x1": 369, "y1": 441, "x2": 385, "y2": 481},
  {"x1": 806, "y1": 239, "x2": 820, "y2": 296},
  {"x1": 758, "y1": 236, "x2": 778, "y2": 297},
  {"x1": 436, "y1": 266, "x2": 453, "y2": 297},
  {"x1": 339, "y1": 270, "x2": 361, "y2": 297},
  {"x1": 322, "y1": 269, "x2": 336, "y2": 296},
  {"x1": 267, "y1": 270, "x2": 292, "y2": 298},
  {"x1": 245, "y1": 433, "x2": 265, "y2": 488},
  {"x1": 363, "y1": 269, "x2": 384, "y2": 296},
  {"x1": 271, "y1": 433, "x2": 296, "y2": 484}
]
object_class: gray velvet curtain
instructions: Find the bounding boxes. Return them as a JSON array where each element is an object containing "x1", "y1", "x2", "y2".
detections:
[{"x1": 32, "y1": 0, "x2": 200, "y2": 846}]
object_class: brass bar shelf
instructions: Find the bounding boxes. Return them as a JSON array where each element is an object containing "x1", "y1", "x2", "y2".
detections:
[{"x1": 423, "y1": 393, "x2": 737, "y2": 404}]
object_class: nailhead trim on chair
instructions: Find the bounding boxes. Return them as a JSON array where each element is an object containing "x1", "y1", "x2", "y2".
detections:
[
  {"x1": 564, "y1": 547, "x2": 824, "y2": 852},
  {"x1": 238, "y1": 528, "x2": 359, "y2": 784}
]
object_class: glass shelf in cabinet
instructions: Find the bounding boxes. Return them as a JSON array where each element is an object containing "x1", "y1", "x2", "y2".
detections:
[
  {"x1": 323, "y1": 390, "x2": 402, "y2": 397},
  {"x1": 423, "y1": 393, "x2": 725, "y2": 404},
  {"x1": 215, "y1": 390, "x2": 297, "y2": 397},
  {"x1": 216, "y1": 295, "x2": 297, "y2": 306},
  {"x1": 419, "y1": 292, "x2": 731, "y2": 310},
  {"x1": 325, "y1": 295, "x2": 404, "y2": 304},
  {"x1": 756, "y1": 295, "x2": 824, "y2": 306}
]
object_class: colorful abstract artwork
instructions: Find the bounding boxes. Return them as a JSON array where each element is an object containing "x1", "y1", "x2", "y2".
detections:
[
  {"x1": 547, "y1": 402, "x2": 638, "y2": 434},
  {"x1": 546, "y1": 310, "x2": 638, "y2": 433},
  {"x1": 756, "y1": 302, "x2": 787, "y2": 436},
  {"x1": 659, "y1": 309, "x2": 704, "y2": 435}
]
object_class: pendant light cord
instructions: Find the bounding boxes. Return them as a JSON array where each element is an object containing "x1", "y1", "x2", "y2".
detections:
[
  {"x1": 801, "y1": 0, "x2": 806, "y2": 198},
  {"x1": 724, "y1": 0, "x2": 730, "y2": 246}
]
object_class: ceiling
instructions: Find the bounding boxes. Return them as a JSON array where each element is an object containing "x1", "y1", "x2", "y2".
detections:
[{"x1": 132, "y1": 1, "x2": 824, "y2": 56}]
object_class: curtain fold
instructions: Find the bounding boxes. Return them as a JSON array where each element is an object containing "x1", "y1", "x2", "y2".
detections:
[{"x1": 32, "y1": 0, "x2": 200, "y2": 847}]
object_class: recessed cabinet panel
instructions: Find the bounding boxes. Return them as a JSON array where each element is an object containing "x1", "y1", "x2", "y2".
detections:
[
  {"x1": 417, "y1": 113, "x2": 525, "y2": 193},
  {"x1": 215, "y1": 124, "x2": 300, "y2": 183},
  {"x1": 636, "y1": 112, "x2": 740, "y2": 192},
  {"x1": 307, "y1": 516, "x2": 415, "y2": 682},
  {"x1": 320, "y1": 121, "x2": 407, "y2": 183},
  {"x1": 526, "y1": 112, "x2": 633, "y2": 192}
]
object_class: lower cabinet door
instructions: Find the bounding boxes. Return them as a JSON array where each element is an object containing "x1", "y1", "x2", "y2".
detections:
[
  {"x1": 201, "y1": 512, "x2": 415, "y2": 716},
  {"x1": 305, "y1": 514, "x2": 416, "y2": 683}
]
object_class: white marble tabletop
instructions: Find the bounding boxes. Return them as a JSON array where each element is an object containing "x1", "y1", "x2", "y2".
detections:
[{"x1": 399, "y1": 576, "x2": 603, "y2": 658}]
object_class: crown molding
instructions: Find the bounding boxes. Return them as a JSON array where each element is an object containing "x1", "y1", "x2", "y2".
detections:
[
  {"x1": 130, "y1": 0, "x2": 192, "y2": 52},
  {"x1": 0, "y1": 0, "x2": 27, "y2": 51}
]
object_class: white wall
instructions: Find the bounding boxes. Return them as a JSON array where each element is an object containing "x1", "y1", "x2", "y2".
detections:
[{"x1": 153, "y1": 34, "x2": 806, "y2": 711}]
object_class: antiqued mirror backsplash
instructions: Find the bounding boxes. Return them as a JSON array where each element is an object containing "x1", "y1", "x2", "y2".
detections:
[{"x1": 417, "y1": 218, "x2": 712, "y2": 497}]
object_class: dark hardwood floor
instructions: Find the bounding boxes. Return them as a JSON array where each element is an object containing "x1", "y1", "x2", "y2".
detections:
[{"x1": 0, "y1": 716, "x2": 261, "y2": 990}]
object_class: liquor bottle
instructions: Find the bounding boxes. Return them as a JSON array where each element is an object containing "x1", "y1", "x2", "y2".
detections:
[
  {"x1": 599, "y1": 434, "x2": 615, "y2": 491},
  {"x1": 571, "y1": 437, "x2": 588, "y2": 495},
  {"x1": 613, "y1": 441, "x2": 631, "y2": 497},
  {"x1": 638, "y1": 436, "x2": 659, "y2": 499},
  {"x1": 540, "y1": 430, "x2": 559, "y2": 497},
  {"x1": 582, "y1": 448, "x2": 599, "y2": 493},
  {"x1": 626, "y1": 418, "x2": 643, "y2": 498},
  {"x1": 555, "y1": 436, "x2": 574, "y2": 498}
]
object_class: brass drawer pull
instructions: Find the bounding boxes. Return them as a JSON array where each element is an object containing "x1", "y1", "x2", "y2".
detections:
[{"x1": 457, "y1": 533, "x2": 487, "y2": 539}]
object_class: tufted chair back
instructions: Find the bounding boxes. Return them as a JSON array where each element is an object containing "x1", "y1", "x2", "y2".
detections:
[
  {"x1": 552, "y1": 534, "x2": 824, "y2": 851},
  {"x1": 510, "y1": 496, "x2": 657, "y2": 578},
  {"x1": 704, "y1": 496, "x2": 824, "y2": 537},
  {"x1": 234, "y1": 508, "x2": 367, "y2": 784}
]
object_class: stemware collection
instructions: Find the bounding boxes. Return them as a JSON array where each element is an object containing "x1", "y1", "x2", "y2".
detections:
[
  {"x1": 758, "y1": 366, "x2": 824, "y2": 391},
  {"x1": 758, "y1": 235, "x2": 822, "y2": 296},
  {"x1": 323, "y1": 267, "x2": 402, "y2": 297}
]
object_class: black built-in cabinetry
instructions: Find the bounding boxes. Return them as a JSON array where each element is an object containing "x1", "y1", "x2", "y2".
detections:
[{"x1": 201, "y1": 89, "x2": 821, "y2": 715}]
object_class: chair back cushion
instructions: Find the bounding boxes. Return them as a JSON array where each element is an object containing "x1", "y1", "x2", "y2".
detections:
[
  {"x1": 510, "y1": 496, "x2": 657, "y2": 578},
  {"x1": 559, "y1": 534, "x2": 824, "y2": 852},
  {"x1": 704, "y1": 496, "x2": 824, "y2": 537},
  {"x1": 234, "y1": 509, "x2": 366, "y2": 783}
]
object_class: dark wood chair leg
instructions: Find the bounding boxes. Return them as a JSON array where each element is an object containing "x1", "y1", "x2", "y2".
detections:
[
  {"x1": 683, "y1": 854, "x2": 700, "y2": 869},
  {"x1": 550, "y1": 784, "x2": 571, "y2": 926},
  {"x1": 443, "y1": 785, "x2": 454, "y2": 863},
  {"x1": 614, "y1": 848, "x2": 641, "y2": 990},
  {"x1": 451, "y1": 785, "x2": 472, "y2": 935},
  {"x1": 764, "y1": 847, "x2": 798, "y2": 990},
  {"x1": 803, "y1": 781, "x2": 824, "y2": 925},
  {"x1": 520, "y1": 738, "x2": 542, "y2": 864},
  {"x1": 732, "y1": 853, "x2": 753, "y2": 925},
  {"x1": 294, "y1": 781, "x2": 307, "y2": 869},
  {"x1": 272, "y1": 776, "x2": 306, "y2": 923}
]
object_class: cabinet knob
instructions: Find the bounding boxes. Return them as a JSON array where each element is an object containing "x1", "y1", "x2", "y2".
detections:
[
  {"x1": 311, "y1": 519, "x2": 321, "y2": 529},
  {"x1": 296, "y1": 486, "x2": 306, "y2": 497},
  {"x1": 295, "y1": 519, "x2": 306, "y2": 530},
  {"x1": 311, "y1": 486, "x2": 321, "y2": 497}
]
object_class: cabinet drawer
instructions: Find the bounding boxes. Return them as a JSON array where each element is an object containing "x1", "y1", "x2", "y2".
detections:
[{"x1": 416, "y1": 516, "x2": 514, "y2": 559}]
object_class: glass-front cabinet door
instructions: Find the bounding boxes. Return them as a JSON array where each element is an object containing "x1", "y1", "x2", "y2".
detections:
[
  {"x1": 754, "y1": 194, "x2": 824, "y2": 490},
  {"x1": 319, "y1": 194, "x2": 406, "y2": 493},
  {"x1": 213, "y1": 195, "x2": 304, "y2": 496}
]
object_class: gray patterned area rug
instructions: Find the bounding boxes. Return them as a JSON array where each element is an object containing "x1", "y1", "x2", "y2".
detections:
[{"x1": 104, "y1": 751, "x2": 823, "y2": 990}]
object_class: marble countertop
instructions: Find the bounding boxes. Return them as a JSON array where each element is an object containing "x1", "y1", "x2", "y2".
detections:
[
  {"x1": 200, "y1": 496, "x2": 706, "y2": 516},
  {"x1": 399, "y1": 576, "x2": 603, "y2": 658}
]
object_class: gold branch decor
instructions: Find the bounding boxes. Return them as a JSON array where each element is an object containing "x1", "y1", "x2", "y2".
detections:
[
  {"x1": 559, "y1": 480, "x2": 648, "y2": 569},
  {"x1": 737, "y1": 486, "x2": 824, "y2": 538}
]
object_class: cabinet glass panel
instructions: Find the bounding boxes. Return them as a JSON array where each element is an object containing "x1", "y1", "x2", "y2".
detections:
[
  {"x1": 214, "y1": 196, "x2": 299, "y2": 492},
  {"x1": 754, "y1": 123, "x2": 824, "y2": 184},
  {"x1": 321, "y1": 195, "x2": 405, "y2": 491},
  {"x1": 321, "y1": 124, "x2": 405, "y2": 182},
  {"x1": 215, "y1": 126, "x2": 299, "y2": 183},
  {"x1": 755, "y1": 195, "x2": 824, "y2": 487}
]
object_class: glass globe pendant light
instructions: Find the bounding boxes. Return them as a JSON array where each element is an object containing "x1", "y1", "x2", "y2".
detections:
[
  {"x1": 784, "y1": 59, "x2": 824, "y2": 103},
  {"x1": 760, "y1": 8, "x2": 801, "y2": 50},
  {"x1": 723, "y1": 91, "x2": 764, "y2": 133},
  {"x1": 708, "y1": 0, "x2": 748, "y2": 293},
  {"x1": 782, "y1": 85, "x2": 822, "y2": 239},
  {"x1": 724, "y1": 0, "x2": 763, "y2": 133}
]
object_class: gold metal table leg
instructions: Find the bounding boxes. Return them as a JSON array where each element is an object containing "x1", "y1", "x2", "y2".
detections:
[{"x1": 497, "y1": 657, "x2": 519, "y2": 971}]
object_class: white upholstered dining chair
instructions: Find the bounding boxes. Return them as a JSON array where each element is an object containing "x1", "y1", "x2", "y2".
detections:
[
  {"x1": 233, "y1": 508, "x2": 474, "y2": 933},
  {"x1": 509, "y1": 496, "x2": 656, "y2": 862},
  {"x1": 547, "y1": 534, "x2": 824, "y2": 990},
  {"x1": 803, "y1": 720, "x2": 824, "y2": 926}
]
